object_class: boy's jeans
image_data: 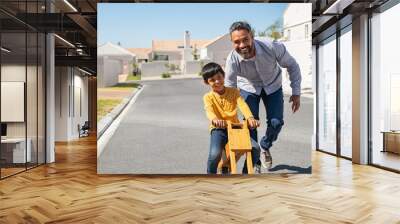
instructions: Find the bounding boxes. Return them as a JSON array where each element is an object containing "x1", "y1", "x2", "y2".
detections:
[
  {"x1": 240, "y1": 87, "x2": 284, "y2": 153},
  {"x1": 207, "y1": 128, "x2": 261, "y2": 174}
]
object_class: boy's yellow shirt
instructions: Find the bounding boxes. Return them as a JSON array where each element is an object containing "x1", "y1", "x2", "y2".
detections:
[{"x1": 203, "y1": 87, "x2": 253, "y2": 131}]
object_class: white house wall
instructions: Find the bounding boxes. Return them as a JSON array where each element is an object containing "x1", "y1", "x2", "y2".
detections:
[
  {"x1": 185, "y1": 61, "x2": 203, "y2": 75},
  {"x1": 282, "y1": 3, "x2": 312, "y2": 92},
  {"x1": 282, "y1": 40, "x2": 313, "y2": 91},
  {"x1": 203, "y1": 34, "x2": 232, "y2": 67},
  {"x1": 140, "y1": 61, "x2": 169, "y2": 77},
  {"x1": 283, "y1": 4, "x2": 312, "y2": 40},
  {"x1": 97, "y1": 56, "x2": 123, "y2": 87}
]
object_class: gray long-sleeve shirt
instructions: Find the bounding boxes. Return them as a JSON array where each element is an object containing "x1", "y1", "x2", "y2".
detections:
[{"x1": 225, "y1": 39, "x2": 301, "y2": 96}]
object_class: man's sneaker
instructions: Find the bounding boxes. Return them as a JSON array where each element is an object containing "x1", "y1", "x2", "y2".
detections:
[
  {"x1": 255, "y1": 163, "x2": 262, "y2": 174},
  {"x1": 260, "y1": 150, "x2": 272, "y2": 169}
]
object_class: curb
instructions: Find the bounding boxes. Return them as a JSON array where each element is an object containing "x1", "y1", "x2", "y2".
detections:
[
  {"x1": 97, "y1": 85, "x2": 145, "y2": 160},
  {"x1": 97, "y1": 85, "x2": 142, "y2": 139}
]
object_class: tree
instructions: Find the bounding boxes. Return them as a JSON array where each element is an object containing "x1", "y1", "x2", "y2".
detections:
[
  {"x1": 192, "y1": 44, "x2": 199, "y2": 60},
  {"x1": 257, "y1": 30, "x2": 267, "y2": 37},
  {"x1": 132, "y1": 62, "x2": 138, "y2": 76},
  {"x1": 264, "y1": 20, "x2": 283, "y2": 40}
]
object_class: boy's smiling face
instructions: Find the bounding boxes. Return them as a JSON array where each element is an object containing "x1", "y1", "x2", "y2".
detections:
[{"x1": 205, "y1": 72, "x2": 225, "y2": 94}]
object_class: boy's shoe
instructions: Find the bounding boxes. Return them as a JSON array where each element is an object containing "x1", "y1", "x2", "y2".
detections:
[
  {"x1": 260, "y1": 149, "x2": 272, "y2": 169},
  {"x1": 221, "y1": 166, "x2": 230, "y2": 175}
]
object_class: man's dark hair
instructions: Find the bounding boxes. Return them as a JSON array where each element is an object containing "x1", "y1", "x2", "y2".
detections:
[
  {"x1": 229, "y1": 21, "x2": 254, "y2": 36},
  {"x1": 201, "y1": 62, "x2": 225, "y2": 82}
]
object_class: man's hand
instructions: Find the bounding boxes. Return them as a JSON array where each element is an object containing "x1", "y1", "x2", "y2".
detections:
[
  {"x1": 247, "y1": 117, "x2": 260, "y2": 129},
  {"x1": 289, "y1": 95, "x2": 300, "y2": 113},
  {"x1": 212, "y1": 119, "x2": 226, "y2": 128}
]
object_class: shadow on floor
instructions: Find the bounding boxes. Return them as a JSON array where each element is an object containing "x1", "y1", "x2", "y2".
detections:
[{"x1": 268, "y1": 164, "x2": 312, "y2": 174}]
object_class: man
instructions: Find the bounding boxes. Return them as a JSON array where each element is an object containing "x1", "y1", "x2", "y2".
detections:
[{"x1": 225, "y1": 21, "x2": 301, "y2": 172}]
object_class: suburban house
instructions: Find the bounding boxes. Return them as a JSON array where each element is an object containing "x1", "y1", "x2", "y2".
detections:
[
  {"x1": 127, "y1": 48, "x2": 152, "y2": 64},
  {"x1": 151, "y1": 38, "x2": 210, "y2": 64},
  {"x1": 200, "y1": 33, "x2": 232, "y2": 67},
  {"x1": 134, "y1": 31, "x2": 237, "y2": 78},
  {"x1": 97, "y1": 42, "x2": 136, "y2": 87}
]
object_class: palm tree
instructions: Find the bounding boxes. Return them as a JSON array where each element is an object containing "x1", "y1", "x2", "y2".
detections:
[
  {"x1": 265, "y1": 20, "x2": 283, "y2": 40},
  {"x1": 257, "y1": 30, "x2": 267, "y2": 37}
]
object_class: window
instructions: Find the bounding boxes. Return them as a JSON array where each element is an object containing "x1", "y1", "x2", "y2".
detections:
[
  {"x1": 0, "y1": 1, "x2": 46, "y2": 179},
  {"x1": 339, "y1": 26, "x2": 352, "y2": 158},
  {"x1": 317, "y1": 35, "x2": 337, "y2": 154},
  {"x1": 371, "y1": 3, "x2": 400, "y2": 171}
]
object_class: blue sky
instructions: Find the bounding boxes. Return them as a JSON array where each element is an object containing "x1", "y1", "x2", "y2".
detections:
[{"x1": 98, "y1": 3, "x2": 288, "y2": 48}]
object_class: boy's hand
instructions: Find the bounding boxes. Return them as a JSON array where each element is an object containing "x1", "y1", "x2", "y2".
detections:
[
  {"x1": 247, "y1": 117, "x2": 260, "y2": 129},
  {"x1": 212, "y1": 119, "x2": 226, "y2": 128}
]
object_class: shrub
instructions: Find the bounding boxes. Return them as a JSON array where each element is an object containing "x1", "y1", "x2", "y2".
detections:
[{"x1": 161, "y1": 72, "x2": 171, "y2": 78}]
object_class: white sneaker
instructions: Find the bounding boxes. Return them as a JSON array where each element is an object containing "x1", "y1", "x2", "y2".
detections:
[{"x1": 260, "y1": 150, "x2": 272, "y2": 169}]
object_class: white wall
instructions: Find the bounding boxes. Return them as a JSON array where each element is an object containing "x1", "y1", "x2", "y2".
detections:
[
  {"x1": 55, "y1": 67, "x2": 70, "y2": 141},
  {"x1": 282, "y1": 3, "x2": 312, "y2": 92},
  {"x1": 282, "y1": 40, "x2": 312, "y2": 91},
  {"x1": 140, "y1": 61, "x2": 169, "y2": 77},
  {"x1": 283, "y1": 4, "x2": 312, "y2": 41},
  {"x1": 55, "y1": 67, "x2": 89, "y2": 141},
  {"x1": 201, "y1": 34, "x2": 232, "y2": 67},
  {"x1": 71, "y1": 74, "x2": 89, "y2": 138},
  {"x1": 184, "y1": 61, "x2": 203, "y2": 75},
  {"x1": 97, "y1": 56, "x2": 122, "y2": 87},
  {"x1": 183, "y1": 60, "x2": 211, "y2": 75}
]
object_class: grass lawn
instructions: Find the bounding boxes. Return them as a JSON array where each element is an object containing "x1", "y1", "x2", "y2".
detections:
[
  {"x1": 126, "y1": 74, "x2": 141, "y2": 81},
  {"x1": 111, "y1": 82, "x2": 140, "y2": 89},
  {"x1": 97, "y1": 99, "x2": 122, "y2": 121},
  {"x1": 97, "y1": 83, "x2": 140, "y2": 121},
  {"x1": 98, "y1": 82, "x2": 140, "y2": 92}
]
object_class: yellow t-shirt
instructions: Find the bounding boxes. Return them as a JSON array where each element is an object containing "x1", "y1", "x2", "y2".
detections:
[{"x1": 203, "y1": 87, "x2": 253, "y2": 131}]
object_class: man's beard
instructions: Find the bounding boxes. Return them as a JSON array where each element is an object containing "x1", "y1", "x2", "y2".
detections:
[{"x1": 237, "y1": 45, "x2": 253, "y2": 59}]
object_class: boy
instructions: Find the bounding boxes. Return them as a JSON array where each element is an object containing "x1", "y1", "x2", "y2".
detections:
[{"x1": 201, "y1": 62, "x2": 261, "y2": 174}]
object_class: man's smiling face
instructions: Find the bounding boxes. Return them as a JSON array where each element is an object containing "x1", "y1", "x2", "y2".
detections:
[{"x1": 231, "y1": 29, "x2": 255, "y2": 59}]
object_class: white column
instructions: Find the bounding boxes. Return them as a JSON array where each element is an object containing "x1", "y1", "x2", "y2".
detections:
[
  {"x1": 46, "y1": 32, "x2": 55, "y2": 163},
  {"x1": 312, "y1": 45, "x2": 317, "y2": 150},
  {"x1": 352, "y1": 14, "x2": 369, "y2": 164}
]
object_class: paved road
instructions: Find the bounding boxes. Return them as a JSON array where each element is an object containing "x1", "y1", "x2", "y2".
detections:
[{"x1": 98, "y1": 78, "x2": 312, "y2": 174}]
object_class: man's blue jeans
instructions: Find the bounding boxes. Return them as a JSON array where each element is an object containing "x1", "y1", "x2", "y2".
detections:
[
  {"x1": 240, "y1": 88, "x2": 284, "y2": 154},
  {"x1": 207, "y1": 128, "x2": 261, "y2": 174}
]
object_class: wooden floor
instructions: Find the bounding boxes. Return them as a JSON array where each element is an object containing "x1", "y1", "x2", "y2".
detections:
[{"x1": 1, "y1": 135, "x2": 400, "y2": 223}]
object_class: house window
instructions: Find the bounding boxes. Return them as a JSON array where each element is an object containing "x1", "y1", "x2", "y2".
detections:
[{"x1": 153, "y1": 54, "x2": 169, "y2": 61}]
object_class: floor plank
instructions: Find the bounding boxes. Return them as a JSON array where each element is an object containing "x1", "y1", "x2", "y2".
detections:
[{"x1": 0, "y1": 135, "x2": 399, "y2": 223}]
